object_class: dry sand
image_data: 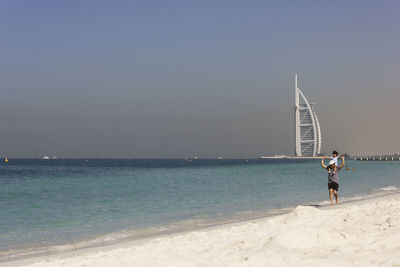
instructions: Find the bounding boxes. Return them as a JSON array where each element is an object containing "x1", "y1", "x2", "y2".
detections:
[{"x1": 4, "y1": 193, "x2": 400, "y2": 267}]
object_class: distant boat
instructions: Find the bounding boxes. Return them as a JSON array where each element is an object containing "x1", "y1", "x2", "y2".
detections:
[
  {"x1": 42, "y1": 156, "x2": 50, "y2": 160},
  {"x1": 218, "y1": 156, "x2": 223, "y2": 159}
]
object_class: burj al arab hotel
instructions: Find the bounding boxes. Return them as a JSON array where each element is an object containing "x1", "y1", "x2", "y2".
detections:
[{"x1": 293, "y1": 74, "x2": 321, "y2": 157}]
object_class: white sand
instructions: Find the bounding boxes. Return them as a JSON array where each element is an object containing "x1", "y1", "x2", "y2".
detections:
[{"x1": 6, "y1": 193, "x2": 400, "y2": 267}]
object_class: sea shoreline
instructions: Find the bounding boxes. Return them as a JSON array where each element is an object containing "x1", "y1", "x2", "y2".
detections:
[
  {"x1": 2, "y1": 188, "x2": 395, "y2": 264},
  {"x1": 3, "y1": 191, "x2": 400, "y2": 266},
  {"x1": 3, "y1": 159, "x2": 398, "y2": 265},
  {"x1": 0, "y1": 205, "x2": 296, "y2": 263}
]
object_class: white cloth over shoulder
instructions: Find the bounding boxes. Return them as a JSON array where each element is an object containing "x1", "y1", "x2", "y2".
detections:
[{"x1": 330, "y1": 156, "x2": 338, "y2": 165}]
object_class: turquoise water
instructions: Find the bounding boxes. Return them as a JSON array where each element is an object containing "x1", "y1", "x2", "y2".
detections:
[{"x1": 1, "y1": 159, "x2": 399, "y2": 260}]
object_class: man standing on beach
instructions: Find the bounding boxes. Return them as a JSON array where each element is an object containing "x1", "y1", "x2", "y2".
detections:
[{"x1": 321, "y1": 156, "x2": 345, "y2": 205}]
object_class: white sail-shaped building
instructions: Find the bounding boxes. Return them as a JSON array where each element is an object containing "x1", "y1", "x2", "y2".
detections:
[{"x1": 293, "y1": 74, "x2": 321, "y2": 156}]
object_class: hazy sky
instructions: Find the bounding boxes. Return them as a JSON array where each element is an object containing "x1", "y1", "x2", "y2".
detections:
[{"x1": 1, "y1": 0, "x2": 399, "y2": 158}]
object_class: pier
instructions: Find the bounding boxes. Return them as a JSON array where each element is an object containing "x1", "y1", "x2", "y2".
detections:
[{"x1": 353, "y1": 155, "x2": 400, "y2": 161}]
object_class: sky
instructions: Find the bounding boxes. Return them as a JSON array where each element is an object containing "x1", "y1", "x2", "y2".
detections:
[{"x1": 0, "y1": 0, "x2": 399, "y2": 158}]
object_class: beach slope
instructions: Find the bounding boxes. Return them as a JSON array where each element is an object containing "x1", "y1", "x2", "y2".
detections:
[{"x1": 7, "y1": 193, "x2": 400, "y2": 267}]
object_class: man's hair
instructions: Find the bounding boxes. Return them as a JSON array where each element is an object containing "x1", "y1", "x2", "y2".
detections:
[{"x1": 332, "y1": 150, "x2": 338, "y2": 156}]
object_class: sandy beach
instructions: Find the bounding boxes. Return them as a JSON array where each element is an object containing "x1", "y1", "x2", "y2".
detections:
[{"x1": 4, "y1": 193, "x2": 400, "y2": 267}]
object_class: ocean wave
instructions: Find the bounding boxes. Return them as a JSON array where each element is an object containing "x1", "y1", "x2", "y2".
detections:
[{"x1": 380, "y1": 186, "x2": 398, "y2": 191}]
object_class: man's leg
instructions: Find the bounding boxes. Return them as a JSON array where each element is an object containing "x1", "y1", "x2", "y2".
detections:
[
  {"x1": 329, "y1": 188, "x2": 334, "y2": 205},
  {"x1": 333, "y1": 190, "x2": 338, "y2": 204}
]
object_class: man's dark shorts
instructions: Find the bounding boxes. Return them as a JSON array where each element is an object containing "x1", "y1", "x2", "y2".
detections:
[{"x1": 328, "y1": 181, "x2": 339, "y2": 191}]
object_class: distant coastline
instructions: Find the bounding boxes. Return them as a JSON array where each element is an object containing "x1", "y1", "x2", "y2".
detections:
[{"x1": 259, "y1": 155, "x2": 322, "y2": 159}]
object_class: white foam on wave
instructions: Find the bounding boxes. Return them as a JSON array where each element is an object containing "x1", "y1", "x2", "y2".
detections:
[{"x1": 380, "y1": 186, "x2": 398, "y2": 191}]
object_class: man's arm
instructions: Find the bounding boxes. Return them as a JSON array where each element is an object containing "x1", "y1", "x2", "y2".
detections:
[
  {"x1": 321, "y1": 157, "x2": 327, "y2": 169},
  {"x1": 338, "y1": 156, "x2": 345, "y2": 169}
]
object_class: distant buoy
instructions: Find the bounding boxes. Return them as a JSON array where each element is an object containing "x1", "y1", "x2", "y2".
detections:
[{"x1": 5, "y1": 157, "x2": 8, "y2": 163}]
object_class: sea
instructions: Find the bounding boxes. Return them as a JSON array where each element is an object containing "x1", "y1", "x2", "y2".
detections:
[{"x1": 1, "y1": 158, "x2": 399, "y2": 261}]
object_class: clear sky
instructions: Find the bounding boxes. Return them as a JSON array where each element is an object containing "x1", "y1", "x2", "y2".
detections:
[{"x1": 1, "y1": 0, "x2": 399, "y2": 158}]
